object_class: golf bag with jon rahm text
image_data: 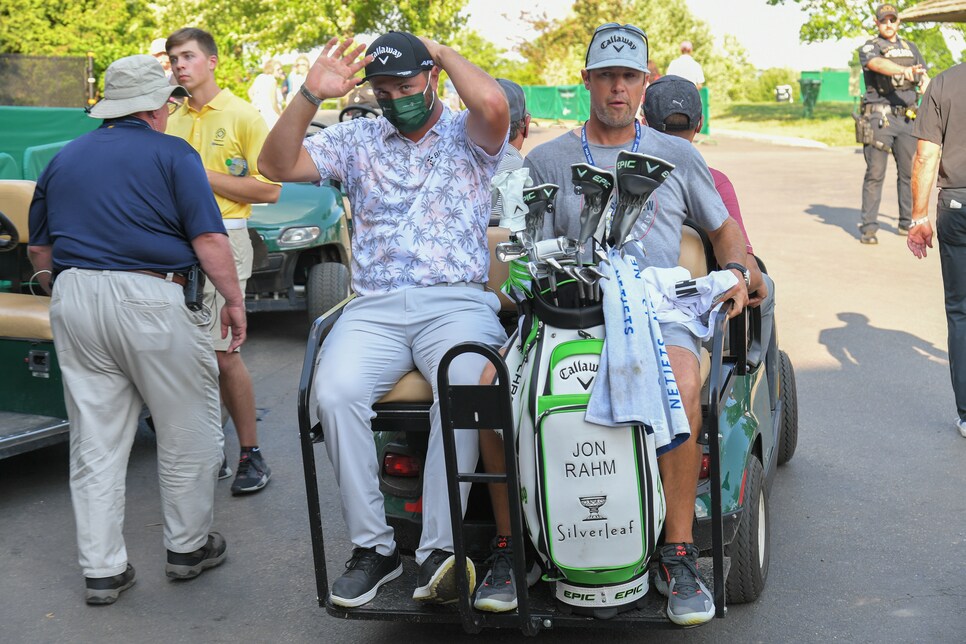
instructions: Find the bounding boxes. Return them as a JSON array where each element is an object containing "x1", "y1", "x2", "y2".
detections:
[{"x1": 497, "y1": 152, "x2": 677, "y2": 618}]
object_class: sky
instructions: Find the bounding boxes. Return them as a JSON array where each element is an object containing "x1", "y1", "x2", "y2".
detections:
[{"x1": 463, "y1": 0, "x2": 866, "y2": 70}]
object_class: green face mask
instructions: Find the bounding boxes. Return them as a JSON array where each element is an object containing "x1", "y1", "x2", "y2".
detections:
[{"x1": 377, "y1": 76, "x2": 436, "y2": 133}]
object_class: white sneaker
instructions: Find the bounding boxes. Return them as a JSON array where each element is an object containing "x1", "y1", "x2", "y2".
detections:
[{"x1": 957, "y1": 418, "x2": 966, "y2": 439}]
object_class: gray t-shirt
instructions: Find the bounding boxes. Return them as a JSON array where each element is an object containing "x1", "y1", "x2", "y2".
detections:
[{"x1": 524, "y1": 126, "x2": 728, "y2": 268}]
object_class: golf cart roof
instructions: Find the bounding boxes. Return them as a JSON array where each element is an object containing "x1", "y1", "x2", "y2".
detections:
[{"x1": 900, "y1": 0, "x2": 966, "y2": 22}]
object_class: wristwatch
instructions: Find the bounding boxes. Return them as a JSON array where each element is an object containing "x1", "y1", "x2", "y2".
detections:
[{"x1": 725, "y1": 262, "x2": 750, "y2": 288}]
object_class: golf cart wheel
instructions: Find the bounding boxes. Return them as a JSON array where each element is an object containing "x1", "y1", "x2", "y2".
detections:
[
  {"x1": 0, "y1": 210, "x2": 19, "y2": 251},
  {"x1": 306, "y1": 262, "x2": 349, "y2": 323},
  {"x1": 726, "y1": 455, "x2": 769, "y2": 604},
  {"x1": 777, "y1": 349, "x2": 799, "y2": 465}
]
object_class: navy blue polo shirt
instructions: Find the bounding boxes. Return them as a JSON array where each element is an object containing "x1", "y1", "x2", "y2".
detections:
[{"x1": 28, "y1": 117, "x2": 225, "y2": 273}]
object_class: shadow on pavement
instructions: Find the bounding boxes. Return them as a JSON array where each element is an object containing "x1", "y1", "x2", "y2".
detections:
[
  {"x1": 805, "y1": 205, "x2": 906, "y2": 240},
  {"x1": 819, "y1": 312, "x2": 947, "y2": 373}
]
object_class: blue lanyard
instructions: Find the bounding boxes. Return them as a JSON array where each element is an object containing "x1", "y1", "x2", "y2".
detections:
[{"x1": 581, "y1": 120, "x2": 640, "y2": 166}]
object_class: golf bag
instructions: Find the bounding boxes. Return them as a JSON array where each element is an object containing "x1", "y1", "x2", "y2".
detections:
[
  {"x1": 504, "y1": 283, "x2": 665, "y2": 617},
  {"x1": 495, "y1": 151, "x2": 678, "y2": 617}
]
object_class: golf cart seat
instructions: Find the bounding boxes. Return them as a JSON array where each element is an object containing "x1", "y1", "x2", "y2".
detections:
[
  {"x1": 355, "y1": 222, "x2": 713, "y2": 411},
  {"x1": 372, "y1": 225, "x2": 514, "y2": 406},
  {"x1": 0, "y1": 292, "x2": 52, "y2": 340},
  {"x1": 0, "y1": 180, "x2": 53, "y2": 341}
]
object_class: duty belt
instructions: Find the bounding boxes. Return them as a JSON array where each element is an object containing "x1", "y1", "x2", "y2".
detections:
[{"x1": 863, "y1": 104, "x2": 915, "y2": 117}]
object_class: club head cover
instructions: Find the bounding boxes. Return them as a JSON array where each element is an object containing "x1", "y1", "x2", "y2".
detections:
[
  {"x1": 609, "y1": 151, "x2": 675, "y2": 248},
  {"x1": 571, "y1": 163, "x2": 616, "y2": 246},
  {"x1": 522, "y1": 183, "x2": 559, "y2": 245}
]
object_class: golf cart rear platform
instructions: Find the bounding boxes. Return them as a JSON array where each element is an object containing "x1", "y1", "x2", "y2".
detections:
[{"x1": 320, "y1": 554, "x2": 729, "y2": 632}]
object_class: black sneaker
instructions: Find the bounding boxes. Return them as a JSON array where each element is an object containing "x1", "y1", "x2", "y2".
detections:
[
  {"x1": 413, "y1": 549, "x2": 475, "y2": 604},
  {"x1": 85, "y1": 564, "x2": 135, "y2": 605},
  {"x1": 231, "y1": 449, "x2": 271, "y2": 495},
  {"x1": 166, "y1": 532, "x2": 228, "y2": 580},
  {"x1": 474, "y1": 536, "x2": 517, "y2": 612},
  {"x1": 653, "y1": 543, "x2": 714, "y2": 627},
  {"x1": 218, "y1": 454, "x2": 232, "y2": 480},
  {"x1": 330, "y1": 546, "x2": 403, "y2": 608}
]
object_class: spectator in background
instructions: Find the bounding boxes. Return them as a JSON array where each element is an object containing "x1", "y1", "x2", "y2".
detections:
[
  {"x1": 666, "y1": 40, "x2": 705, "y2": 90},
  {"x1": 489, "y1": 78, "x2": 530, "y2": 221},
  {"x1": 166, "y1": 27, "x2": 280, "y2": 496},
  {"x1": 249, "y1": 59, "x2": 283, "y2": 129},
  {"x1": 473, "y1": 78, "x2": 534, "y2": 614},
  {"x1": 149, "y1": 38, "x2": 172, "y2": 79},
  {"x1": 647, "y1": 59, "x2": 662, "y2": 83},
  {"x1": 643, "y1": 74, "x2": 774, "y2": 360},
  {"x1": 285, "y1": 55, "x2": 310, "y2": 107}
]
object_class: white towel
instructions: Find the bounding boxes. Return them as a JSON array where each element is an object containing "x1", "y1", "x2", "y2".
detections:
[
  {"x1": 586, "y1": 250, "x2": 690, "y2": 453},
  {"x1": 639, "y1": 266, "x2": 738, "y2": 341}
]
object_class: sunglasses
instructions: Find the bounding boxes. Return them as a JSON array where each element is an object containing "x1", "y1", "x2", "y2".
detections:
[
  {"x1": 593, "y1": 22, "x2": 646, "y2": 38},
  {"x1": 880, "y1": 16, "x2": 898, "y2": 24},
  {"x1": 167, "y1": 97, "x2": 182, "y2": 114}
]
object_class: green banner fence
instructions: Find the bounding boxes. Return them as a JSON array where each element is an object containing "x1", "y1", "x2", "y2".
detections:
[{"x1": 522, "y1": 84, "x2": 711, "y2": 134}]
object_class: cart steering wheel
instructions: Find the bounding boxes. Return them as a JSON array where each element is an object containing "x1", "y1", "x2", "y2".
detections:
[
  {"x1": 0, "y1": 210, "x2": 19, "y2": 252},
  {"x1": 338, "y1": 105, "x2": 380, "y2": 122}
]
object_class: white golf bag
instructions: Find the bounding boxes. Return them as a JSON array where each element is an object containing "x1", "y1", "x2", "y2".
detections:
[{"x1": 504, "y1": 284, "x2": 666, "y2": 617}]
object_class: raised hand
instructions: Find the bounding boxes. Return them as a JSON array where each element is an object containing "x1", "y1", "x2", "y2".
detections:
[{"x1": 305, "y1": 37, "x2": 372, "y2": 101}]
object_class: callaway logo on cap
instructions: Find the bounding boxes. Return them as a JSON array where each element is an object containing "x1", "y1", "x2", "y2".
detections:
[
  {"x1": 585, "y1": 23, "x2": 648, "y2": 74},
  {"x1": 363, "y1": 31, "x2": 435, "y2": 82}
]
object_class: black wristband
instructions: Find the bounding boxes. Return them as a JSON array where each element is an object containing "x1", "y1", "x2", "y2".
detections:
[
  {"x1": 299, "y1": 84, "x2": 323, "y2": 107},
  {"x1": 725, "y1": 262, "x2": 750, "y2": 287}
]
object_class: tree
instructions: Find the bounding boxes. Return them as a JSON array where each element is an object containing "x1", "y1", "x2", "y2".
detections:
[
  {"x1": 0, "y1": 0, "x2": 161, "y2": 77},
  {"x1": 515, "y1": 0, "x2": 756, "y2": 101},
  {"x1": 766, "y1": 0, "x2": 964, "y2": 73},
  {"x1": 0, "y1": 0, "x2": 470, "y2": 97}
]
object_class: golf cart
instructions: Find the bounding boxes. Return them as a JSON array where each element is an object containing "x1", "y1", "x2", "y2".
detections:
[
  {"x1": 245, "y1": 119, "x2": 353, "y2": 322},
  {"x1": 295, "y1": 155, "x2": 799, "y2": 633},
  {"x1": 0, "y1": 180, "x2": 69, "y2": 459}
]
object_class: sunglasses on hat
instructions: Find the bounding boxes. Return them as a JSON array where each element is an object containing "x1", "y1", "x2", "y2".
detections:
[{"x1": 593, "y1": 22, "x2": 646, "y2": 38}]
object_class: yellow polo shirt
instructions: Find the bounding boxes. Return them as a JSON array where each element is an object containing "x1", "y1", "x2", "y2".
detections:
[{"x1": 166, "y1": 89, "x2": 279, "y2": 220}]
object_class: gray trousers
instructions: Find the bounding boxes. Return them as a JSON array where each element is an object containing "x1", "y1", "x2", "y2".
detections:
[
  {"x1": 860, "y1": 113, "x2": 917, "y2": 234},
  {"x1": 936, "y1": 189, "x2": 966, "y2": 420},
  {"x1": 314, "y1": 286, "x2": 506, "y2": 564},
  {"x1": 51, "y1": 269, "x2": 223, "y2": 577}
]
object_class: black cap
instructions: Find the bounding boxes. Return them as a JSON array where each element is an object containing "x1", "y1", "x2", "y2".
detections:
[
  {"x1": 363, "y1": 31, "x2": 435, "y2": 82},
  {"x1": 643, "y1": 75, "x2": 703, "y2": 132},
  {"x1": 875, "y1": 4, "x2": 898, "y2": 21}
]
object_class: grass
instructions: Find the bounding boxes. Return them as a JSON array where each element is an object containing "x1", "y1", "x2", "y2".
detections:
[{"x1": 709, "y1": 101, "x2": 860, "y2": 147}]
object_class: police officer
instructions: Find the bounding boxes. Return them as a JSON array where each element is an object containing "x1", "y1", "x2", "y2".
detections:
[{"x1": 857, "y1": 3, "x2": 929, "y2": 245}]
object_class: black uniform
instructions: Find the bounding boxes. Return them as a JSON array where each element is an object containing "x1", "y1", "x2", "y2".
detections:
[
  {"x1": 857, "y1": 35, "x2": 926, "y2": 236},
  {"x1": 914, "y1": 63, "x2": 966, "y2": 421}
]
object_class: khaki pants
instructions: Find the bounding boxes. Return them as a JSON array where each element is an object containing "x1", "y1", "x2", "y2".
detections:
[
  {"x1": 204, "y1": 227, "x2": 253, "y2": 351},
  {"x1": 50, "y1": 269, "x2": 223, "y2": 577}
]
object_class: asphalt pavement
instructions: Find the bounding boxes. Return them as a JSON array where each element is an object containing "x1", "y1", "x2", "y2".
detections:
[{"x1": 1, "y1": 126, "x2": 964, "y2": 643}]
